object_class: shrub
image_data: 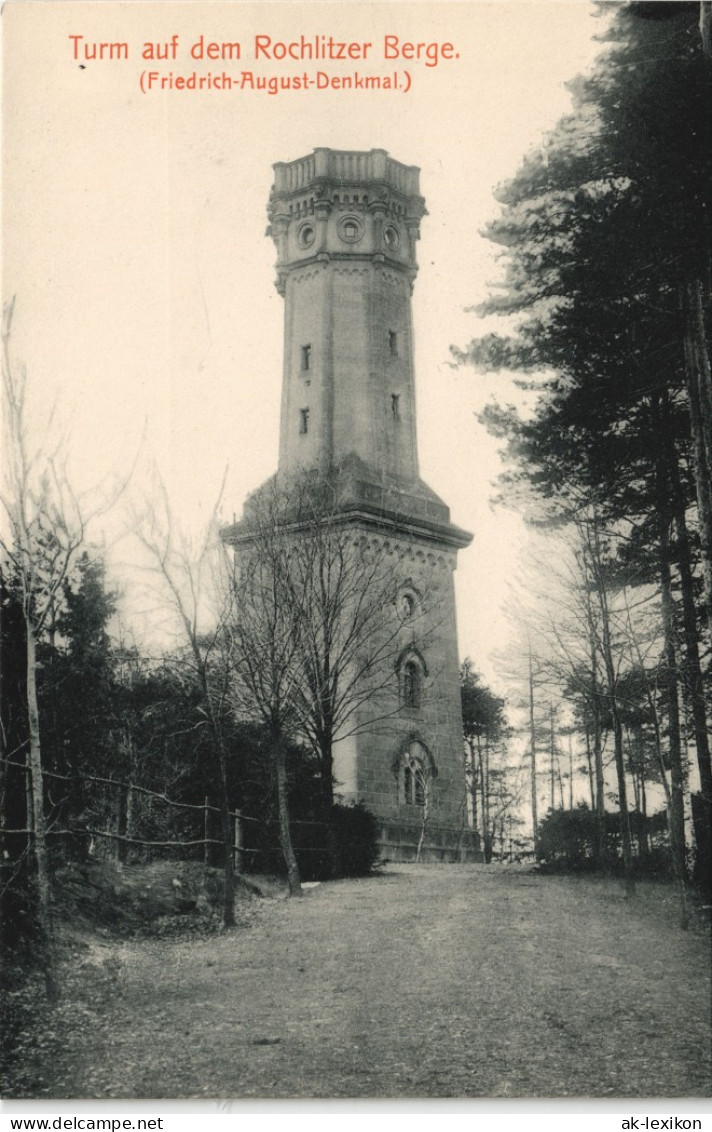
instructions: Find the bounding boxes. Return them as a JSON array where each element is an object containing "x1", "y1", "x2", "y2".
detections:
[
  {"x1": 329, "y1": 802, "x2": 381, "y2": 878},
  {"x1": 537, "y1": 803, "x2": 673, "y2": 877},
  {"x1": 538, "y1": 805, "x2": 600, "y2": 873},
  {"x1": 286, "y1": 801, "x2": 380, "y2": 881}
]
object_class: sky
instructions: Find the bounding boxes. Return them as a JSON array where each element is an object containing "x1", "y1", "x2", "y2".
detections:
[{"x1": 3, "y1": 0, "x2": 610, "y2": 686}]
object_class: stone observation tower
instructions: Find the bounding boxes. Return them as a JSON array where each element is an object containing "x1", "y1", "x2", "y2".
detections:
[{"x1": 223, "y1": 148, "x2": 474, "y2": 860}]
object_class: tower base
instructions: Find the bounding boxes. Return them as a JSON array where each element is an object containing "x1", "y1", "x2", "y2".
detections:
[{"x1": 377, "y1": 821, "x2": 482, "y2": 864}]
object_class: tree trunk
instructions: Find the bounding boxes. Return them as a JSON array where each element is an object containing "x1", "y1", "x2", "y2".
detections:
[
  {"x1": 415, "y1": 773, "x2": 430, "y2": 863},
  {"x1": 116, "y1": 783, "x2": 130, "y2": 865},
  {"x1": 654, "y1": 469, "x2": 688, "y2": 883},
  {"x1": 467, "y1": 737, "x2": 479, "y2": 847},
  {"x1": 317, "y1": 723, "x2": 335, "y2": 813},
  {"x1": 681, "y1": 279, "x2": 712, "y2": 638},
  {"x1": 592, "y1": 697, "x2": 606, "y2": 867},
  {"x1": 25, "y1": 617, "x2": 58, "y2": 998},
  {"x1": 204, "y1": 796, "x2": 211, "y2": 870},
  {"x1": 568, "y1": 733, "x2": 574, "y2": 811},
  {"x1": 628, "y1": 550, "x2": 690, "y2": 928},
  {"x1": 629, "y1": 733, "x2": 640, "y2": 815},
  {"x1": 528, "y1": 650, "x2": 539, "y2": 861},
  {"x1": 234, "y1": 813, "x2": 244, "y2": 875},
  {"x1": 273, "y1": 731, "x2": 301, "y2": 896},
  {"x1": 584, "y1": 629, "x2": 606, "y2": 864},
  {"x1": 691, "y1": 791, "x2": 712, "y2": 898},
  {"x1": 643, "y1": 694, "x2": 690, "y2": 928},
  {"x1": 480, "y1": 738, "x2": 492, "y2": 864},
  {"x1": 661, "y1": 624, "x2": 687, "y2": 883},
  {"x1": 702, "y1": 0, "x2": 712, "y2": 58},
  {"x1": 583, "y1": 579, "x2": 607, "y2": 870},
  {"x1": 549, "y1": 706, "x2": 556, "y2": 811},
  {"x1": 610, "y1": 689, "x2": 635, "y2": 896},
  {"x1": 639, "y1": 772, "x2": 649, "y2": 859},
  {"x1": 670, "y1": 467, "x2": 712, "y2": 810},
  {"x1": 497, "y1": 817, "x2": 506, "y2": 862},
  {"x1": 584, "y1": 726, "x2": 596, "y2": 811},
  {"x1": 218, "y1": 789, "x2": 236, "y2": 926},
  {"x1": 589, "y1": 522, "x2": 635, "y2": 897},
  {"x1": 318, "y1": 731, "x2": 340, "y2": 878},
  {"x1": 557, "y1": 767, "x2": 565, "y2": 811},
  {"x1": 198, "y1": 675, "x2": 235, "y2": 927},
  {"x1": 666, "y1": 421, "x2": 712, "y2": 866}
]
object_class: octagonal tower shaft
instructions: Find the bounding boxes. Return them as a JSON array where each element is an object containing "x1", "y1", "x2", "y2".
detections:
[{"x1": 268, "y1": 148, "x2": 427, "y2": 487}]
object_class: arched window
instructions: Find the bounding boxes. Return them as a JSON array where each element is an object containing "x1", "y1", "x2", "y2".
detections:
[
  {"x1": 404, "y1": 758, "x2": 426, "y2": 806},
  {"x1": 403, "y1": 661, "x2": 420, "y2": 708},
  {"x1": 402, "y1": 741, "x2": 432, "y2": 807}
]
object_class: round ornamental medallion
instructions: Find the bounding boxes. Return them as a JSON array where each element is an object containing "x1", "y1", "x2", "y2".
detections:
[
  {"x1": 338, "y1": 215, "x2": 364, "y2": 244},
  {"x1": 297, "y1": 222, "x2": 315, "y2": 249},
  {"x1": 397, "y1": 591, "x2": 416, "y2": 619}
]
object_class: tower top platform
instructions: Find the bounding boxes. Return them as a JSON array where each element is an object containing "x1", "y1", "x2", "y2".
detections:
[{"x1": 269, "y1": 148, "x2": 427, "y2": 220}]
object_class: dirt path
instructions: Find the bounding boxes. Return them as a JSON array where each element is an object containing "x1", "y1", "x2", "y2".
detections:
[{"x1": 14, "y1": 865, "x2": 712, "y2": 1098}]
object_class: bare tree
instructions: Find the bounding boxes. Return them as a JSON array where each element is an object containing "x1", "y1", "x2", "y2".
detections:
[
  {"x1": 223, "y1": 475, "x2": 438, "y2": 871},
  {"x1": 131, "y1": 470, "x2": 241, "y2": 925},
  {"x1": 413, "y1": 757, "x2": 431, "y2": 863},
  {"x1": 460, "y1": 659, "x2": 509, "y2": 863},
  {"x1": 494, "y1": 624, "x2": 548, "y2": 863},
  {"x1": 225, "y1": 493, "x2": 305, "y2": 896},
  {"x1": 516, "y1": 515, "x2": 685, "y2": 896},
  {"x1": 577, "y1": 516, "x2": 636, "y2": 896},
  {"x1": 526, "y1": 640, "x2": 541, "y2": 863},
  {"x1": 619, "y1": 588, "x2": 690, "y2": 929},
  {"x1": 1, "y1": 298, "x2": 128, "y2": 993}
]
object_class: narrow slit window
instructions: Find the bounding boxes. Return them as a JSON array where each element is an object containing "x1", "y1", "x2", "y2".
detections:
[
  {"x1": 299, "y1": 408, "x2": 310, "y2": 435},
  {"x1": 301, "y1": 344, "x2": 311, "y2": 372},
  {"x1": 389, "y1": 330, "x2": 398, "y2": 356},
  {"x1": 403, "y1": 660, "x2": 421, "y2": 709},
  {"x1": 404, "y1": 763, "x2": 414, "y2": 805},
  {"x1": 391, "y1": 394, "x2": 400, "y2": 420}
]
